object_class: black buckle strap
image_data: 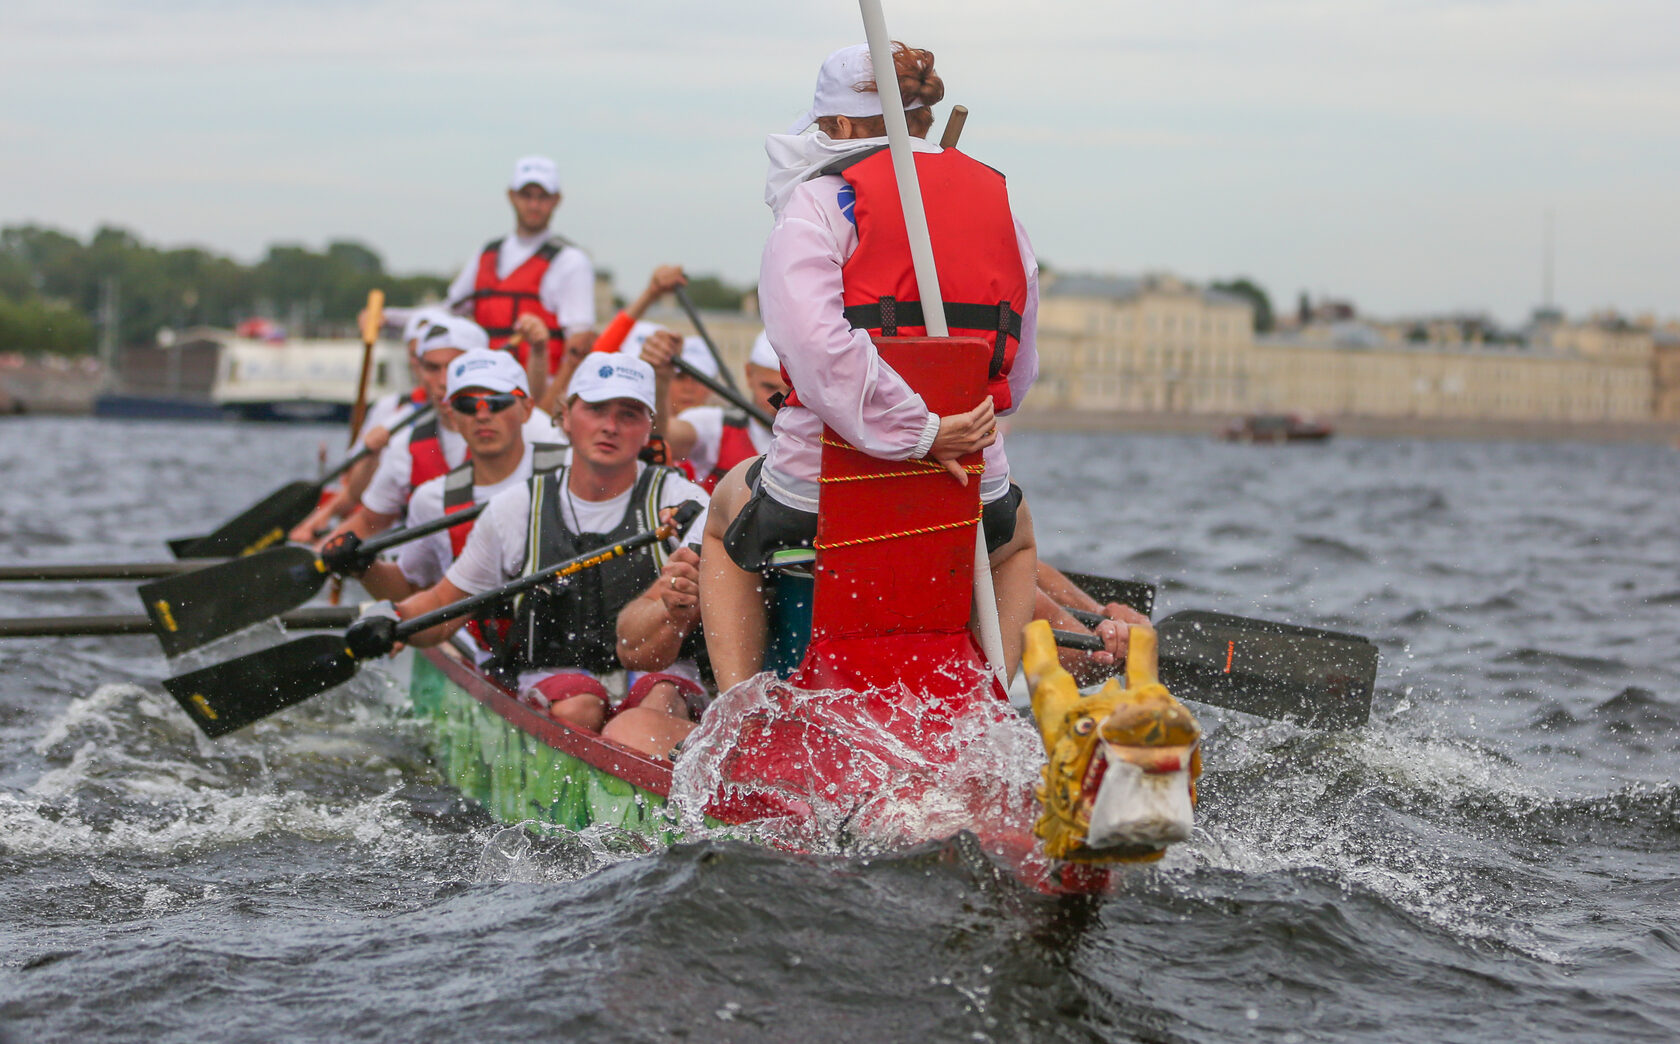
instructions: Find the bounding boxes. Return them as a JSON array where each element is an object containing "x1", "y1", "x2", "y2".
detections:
[{"x1": 841, "y1": 299, "x2": 1022, "y2": 375}]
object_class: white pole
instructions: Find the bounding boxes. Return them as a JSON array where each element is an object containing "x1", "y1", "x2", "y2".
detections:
[{"x1": 857, "y1": 0, "x2": 1009, "y2": 683}]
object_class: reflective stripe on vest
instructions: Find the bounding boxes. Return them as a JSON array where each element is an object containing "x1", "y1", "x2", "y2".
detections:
[
  {"x1": 781, "y1": 146, "x2": 1028, "y2": 412},
  {"x1": 469, "y1": 236, "x2": 566, "y2": 357},
  {"x1": 703, "y1": 411, "x2": 759, "y2": 494}
]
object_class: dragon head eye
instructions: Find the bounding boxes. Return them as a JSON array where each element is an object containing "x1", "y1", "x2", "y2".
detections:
[{"x1": 1073, "y1": 716, "x2": 1096, "y2": 736}]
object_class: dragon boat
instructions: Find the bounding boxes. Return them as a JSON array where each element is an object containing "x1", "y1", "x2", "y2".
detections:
[{"x1": 401, "y1": 339, "x2": 1205, "y2": 889}]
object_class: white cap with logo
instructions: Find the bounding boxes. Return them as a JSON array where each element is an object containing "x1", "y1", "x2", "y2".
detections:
[
  {"x1": 446, "y1": 348, "x2": 530, "y2": 397},
  {"x1": 787, "y1": 44, "x2": 925, "y2": 135},
  {"x1": 748, "y1": 330, "x2": 780, "y2": 369},
  {"x1": 566, "y1": 354, "x2": 658, "y2": 413},
  {"x1": 509, "y1": 155, "x2": 560, "y2": 194},
  {"x1": 417, "y1": 315, "x2": 490, "y2": 356}
]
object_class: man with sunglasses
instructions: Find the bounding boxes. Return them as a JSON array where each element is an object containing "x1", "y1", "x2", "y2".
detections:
[
  {"x1": 328, "y1": 316, "x2": 561, "y2": 544},
  {"x1": 386, "y1": 355, "x2": 711, "y2": 761},
  {"x1": 353, "y1": 351, "x2": 567, "y2": 616},
  {"x1": 443, "y1": 155, "x2": 598, "y2": 407}
]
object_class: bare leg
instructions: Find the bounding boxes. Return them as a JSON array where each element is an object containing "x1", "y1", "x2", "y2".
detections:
[
  {"x1": 699, "y1": 460, "x2": 771, "y2": 692},
  {"x1": 985, "y1": 497, "x2": 1038, "y2": 680},
  {"x1": 601, "y1": 683, "x2": 697, "y2": 759},
  {"x1": 549, "y1": 693, "x2": 606, "y2": 732}
]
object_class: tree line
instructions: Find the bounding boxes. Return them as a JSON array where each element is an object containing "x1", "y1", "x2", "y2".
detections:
[{"x1": 0, "y1": 225, "x2": 449, "y2": 355}]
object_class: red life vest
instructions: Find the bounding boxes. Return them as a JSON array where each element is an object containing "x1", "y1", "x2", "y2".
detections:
[
  {"x1": 408, "y1": 416, "x2": 456, "y2": 495},
  {"x1": 469, "y1": 236, "x2": 566, "y2": 367},
  {"x1": 782, "y1": 146, "x2": 1028, "y2": 412},
  {"x1": 703, "y1": 411, "x2": 760, "y2": 493}
]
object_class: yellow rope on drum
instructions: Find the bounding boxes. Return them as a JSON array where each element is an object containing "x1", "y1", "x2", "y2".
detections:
[{"x1": 812, "y1": 506, "x2": 982, "y2": 550}]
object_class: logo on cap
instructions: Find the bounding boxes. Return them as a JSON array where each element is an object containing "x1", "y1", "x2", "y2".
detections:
[{"x1": 597, "y1": 364, "x2": 614, "y2": 378}]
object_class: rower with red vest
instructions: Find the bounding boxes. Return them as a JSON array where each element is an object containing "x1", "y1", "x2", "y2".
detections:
[
  {"x1": 327, "y1": 316, "x2": 560, "y2": 543},
  {"x1": 442, "y1": 155, "x2": 597, "y2": 406},
  {"x1": 352, "y1": 351, "x2": 566, "y2": 651},
  {"x1": 289, "y1": 307, "x2": 449, "y2": 542},
  {"x1": 700, "y1": 41, "x2": 1040, "y2": 690},
  {"x1": 647, "y1": 330, "x2": 786, "y2": 492}
]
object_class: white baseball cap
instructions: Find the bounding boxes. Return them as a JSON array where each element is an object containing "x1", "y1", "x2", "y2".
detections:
[
  {"x1": 748, "y1": 330, "x2": 780, "y2": 369},
  {"x1": 787, "y1": 43, "x2": 925, "y2": 135},
  {"x1": 509, "y1": 155, "x2": 560, "y2": 194},
  {"x1": 678, "y1": 337, "x2": 719, "y2": 380},
  {"x1": 402, "y1": 306, "x2": 452, "y2": 345},
  {"x1": 446, "y1": 348, "x2": 530, "y2": 397},
  {"x1": 417, "y1": 315, "x2": 490, "y2": 356},
  {"x1": 623, "y1": 320, "x2": 666, "y2": 356},
  {"x1": 566, "y1": 354, "x2": 658, "y2": 413}
]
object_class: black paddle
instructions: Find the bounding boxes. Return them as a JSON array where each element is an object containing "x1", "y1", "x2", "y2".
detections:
[
  {"x1": 169, "y1": 403, "x2": 434, "y2": 560},
  {"x1": 164, "y1": 501, "x2": 702, "y2": 737},
  {"x1": 0, "y1": 560, "x2": 226, "y2": 582},
  {"x1": 140, "y1": 502, "x2": 488, "y2": 657},
  {"x1": 1053, "y1": 608, "x2": 1376, "y2": 729},
  {"x1": 673, "y1": 286, "x2": 743, "y2": 395},
  {"x1": 1056, "y1": 570, "x2": 1155, "y2": 617},
  {"x1": 0, "y1": 607, "x2": 357, "y2": 639},
  {"x1": 671, "y1": 356, "x2": 774, "y2": 429}
]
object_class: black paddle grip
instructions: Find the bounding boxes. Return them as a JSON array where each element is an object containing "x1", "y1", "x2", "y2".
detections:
[
  {"x1": 346, "y1": 613, "x2": 399, "y2": 660},
  {"x1": 320, "y1": 533, "x2": 373, "y2": 577}
]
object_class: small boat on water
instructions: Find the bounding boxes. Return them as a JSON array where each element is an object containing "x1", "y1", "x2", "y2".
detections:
[{"x1": 1221, "y1": 413, "x2": 1334, "y2": 443}]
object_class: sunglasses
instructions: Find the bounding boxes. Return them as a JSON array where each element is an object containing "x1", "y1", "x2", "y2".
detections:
[{"x1": 449, "y1": 391, "x2": 525, "y2": 416}]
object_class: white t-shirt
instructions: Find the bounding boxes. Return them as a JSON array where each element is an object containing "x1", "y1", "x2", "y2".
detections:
[
  {"x1": 395, "y1": 441, "x2": 554, "y2": 589},
  {"x1": 676, "y1": 405, "x2": 772, "y2": 483},
  {"x1": 362, "y1": 407, "x2": 560, "y2": 517},
  {"x1": 445, "y1": 462, "x2": 709, "y2": 597},
  {"x1": 350, "y1": 391, "x2": 421, "y2": 454},
  {"x1": 445, "y1": 231, "x2": 597, "y2": 332}
]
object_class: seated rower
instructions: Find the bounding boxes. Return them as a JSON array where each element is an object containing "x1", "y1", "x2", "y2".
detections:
[
  {"x1": 1033, "y1": 562, "x2": 1151, "y2": 687},
  {"x1": 347, "y1": 349, "x2": 566, "y2": 626},
  {"x1": 700, "y1": 41, "x2": 1041, "y2": 690},
  {"x1": 326, "y1": 316, "x2": 561, "y2": 545},
  {"x1": 288, "y1": 307, "x2": 447, "y2": 542},
  {"x1": 389, "y1": 356, "x2": 711, "y2": 761},
  {"x1": 648, "y1": 330, "x2": 786, "y2": 493}
]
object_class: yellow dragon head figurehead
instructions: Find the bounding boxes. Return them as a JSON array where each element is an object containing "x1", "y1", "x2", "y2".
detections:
[{"x1": 1022, "y1": 618, "x2": 1203, "y2": 863}]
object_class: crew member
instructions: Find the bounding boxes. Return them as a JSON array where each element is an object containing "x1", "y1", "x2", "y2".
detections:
[
  {"x1": 648, "y1": 330, "x2": 784, "y2": 492},
  {"x1": 287, "y1": 307, "x2": 447, "y2": 542},
  {"x1": 443, "y1": 156, "x2": 598, "y2": 405},
  {"x1": 352, "y1": 349, "x2": 566, "y2": 613},
  {"x1": 389, "y1": 356, "x2": 711, "y2": 760},
  {"x1": 700, "y1": 42, "x2": 1040, "y2": 689},
  {"x1": 329, "y1": 316, "x2": 559, "y2": 543}
]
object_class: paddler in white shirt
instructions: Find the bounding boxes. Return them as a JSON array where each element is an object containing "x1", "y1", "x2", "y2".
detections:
[
  {"x1": 442, "y1": 155, "x2": 598, "y2": 408},
  {"x1": 388, "y1": 355, "x2": 711, "y2": 761},
  {"x1": 700, "y1": 41, "x2": 1040, "y2": 690},
  {"x1": 646, "y1": 330, "x2": 786, "y2": 493},
  {"x1": 349, "y1": 349, "x2": 566, "y2": 615},
  {"x1": 327, "y1": 315, "x2": 562, "y2": 543},
  {"x1": 288, "y1": 307, "x2": 448, "y2": 543}
]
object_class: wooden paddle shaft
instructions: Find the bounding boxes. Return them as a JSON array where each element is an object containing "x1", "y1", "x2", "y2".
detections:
[
  {"x1": 0, "y1": 607, "x2": 358, "y2": 638},
  {"x1": 347, "y1": 289, "x2": 386, "y2": 446},
  {"x1": 939, "y1": 105, "x2": 968, "y2": 149}
]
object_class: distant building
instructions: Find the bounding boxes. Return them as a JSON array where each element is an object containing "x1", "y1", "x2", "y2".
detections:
[{"x1": 1655, "y1": 327, "x2": 1680, "y2": 422}]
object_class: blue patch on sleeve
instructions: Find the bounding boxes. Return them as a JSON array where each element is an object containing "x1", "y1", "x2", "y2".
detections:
[{"x1": 837, "y1": 184, "x2": 856, "y2": 226}]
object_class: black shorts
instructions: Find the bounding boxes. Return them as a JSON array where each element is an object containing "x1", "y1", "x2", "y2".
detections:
[{"x1": 723, "y1": 459, "x2": 1023, "y2": 572}]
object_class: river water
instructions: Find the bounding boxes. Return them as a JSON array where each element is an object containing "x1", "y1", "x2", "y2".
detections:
[{"x1": 1, "y1": 417, "x2": 1676, "y2": 1042}]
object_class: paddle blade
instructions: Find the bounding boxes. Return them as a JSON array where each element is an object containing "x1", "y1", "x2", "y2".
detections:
[
  {"x1": 178, "y1": 481, "x2": 323, "y2": 559},
  {"x1": 140, "y1": 545, "x2": 327, "y2": 657},
  {"x1": 163, "y1": 633, "x2": 358, "y2": 738},
  {"x1": 166, "y1": 536, "x2": 206, "y2": 558},
  {"x1": 1059, "y1": 570, "x2": 1156, "y2": 617},
  {"x1": 1156, "y1": 610, "x2": 1376, "y2": 729}
]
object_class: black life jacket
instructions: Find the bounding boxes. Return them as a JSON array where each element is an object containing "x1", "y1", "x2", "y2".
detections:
[{"x1": 510, "y1": 463, "x2": 702, "y2": 675}]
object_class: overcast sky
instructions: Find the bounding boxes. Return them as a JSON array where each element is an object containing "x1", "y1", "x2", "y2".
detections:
[{"x1": 4, "y1": 1, "x2": 1676, "y2": 324}]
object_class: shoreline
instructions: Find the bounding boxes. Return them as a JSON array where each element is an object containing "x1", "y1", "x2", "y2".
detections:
[{"x1": 1008, "y1": 408, "x2": 1680, "y2": 445}]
